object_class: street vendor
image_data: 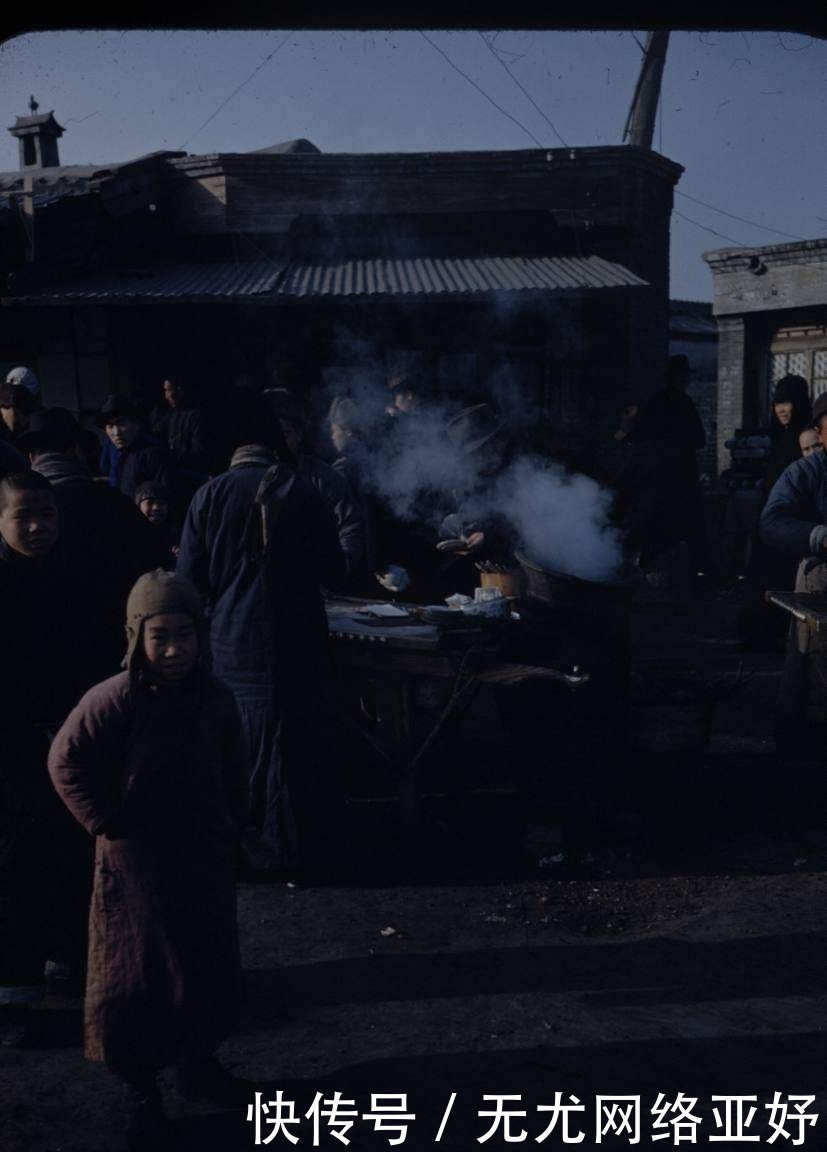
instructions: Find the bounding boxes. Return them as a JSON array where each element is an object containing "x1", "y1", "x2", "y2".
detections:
[
  {"x1": 329, "y1": 393, "x2": 442, "y2": 599},
  {"x1": 437, "y1": 403, "x2": 518, "y2": 597}
]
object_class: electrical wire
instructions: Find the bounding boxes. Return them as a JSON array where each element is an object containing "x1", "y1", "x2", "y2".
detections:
[
  {"x1": 673, "y1": 209, "x2": 746, "y2": 247},
  {"x1": 177, "y1": 32, "x2": 293, "y2": 152},
  {"x1": 675, "y1": 190, "x2": 807, "y2": 242},
  {"x1": 477, "y1": 31, "x2": 568, "y2": 148},
  {"x1": 419, "y1": 31, "x2": 545, "y2": 149}
]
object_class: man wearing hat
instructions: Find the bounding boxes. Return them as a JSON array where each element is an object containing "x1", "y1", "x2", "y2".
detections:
[
  {"x1": 262, "y1": 387, "x2": 366, "y2": 586},
  {"x1": 386, "y1": 366, "x2": 428, "y2": 418},
  {"x1": 97, "y1": 394, "x2": 172, "y2": 501},
  {"x1": 1, "y1": 366, "x2": 42, "y2": 443},
  {"x1": 761, "y1": 390, "x2": 827, "y2": 754},
  {"x1": 437, "y1": 403, "x2": 518, "y2": 593}
]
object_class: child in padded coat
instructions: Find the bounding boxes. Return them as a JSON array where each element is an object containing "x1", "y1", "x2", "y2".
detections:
[{"x1": 48, "y1": 570, "x2": 252, "y2": 1152}]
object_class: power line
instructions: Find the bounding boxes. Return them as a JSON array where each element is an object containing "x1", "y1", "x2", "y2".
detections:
[
  {"x1": 177, "y1": 32, "x2": 293, "y2": 152},
  {"x1": 673, "y1": 209, "x2": 746, "y2": 247},
  {"x1": 675, "y1": 189, "x2": 807, "y2": 242},
  {"x1": 419, "y1": 30, "x2": 545, "y2": 149},
  {"x1": 477, "y1": 31, "x2": 568, "y2": 148}
]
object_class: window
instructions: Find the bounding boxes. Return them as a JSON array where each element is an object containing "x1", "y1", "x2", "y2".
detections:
[{"x1": 767, "y1": 324, "x2": 827, "y2": 408}]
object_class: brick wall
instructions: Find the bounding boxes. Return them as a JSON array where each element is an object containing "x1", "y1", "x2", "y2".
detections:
[{"x1": 715, "y1": 316, "x2": 747, "y2": 476}]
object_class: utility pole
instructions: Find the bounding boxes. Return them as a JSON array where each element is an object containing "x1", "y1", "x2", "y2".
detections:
[{"x1": 623, "y1": 31, "x2": 670, "y2": 150}]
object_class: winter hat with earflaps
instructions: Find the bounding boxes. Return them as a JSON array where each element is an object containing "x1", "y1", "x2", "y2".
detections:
[{"x1": 123, "y1": 569, "x2": 209, "y2": 675}]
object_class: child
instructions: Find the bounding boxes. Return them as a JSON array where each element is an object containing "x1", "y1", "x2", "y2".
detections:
[
  {"x1": 48, "y1": 570, "x2": 251, "y2": 1150},
  {"x1": 134, "y1": 480, "x2": 178, "y2": 564}
]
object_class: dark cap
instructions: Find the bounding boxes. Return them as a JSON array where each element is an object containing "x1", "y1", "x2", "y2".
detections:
[
  {"x1": 96, "y1": 394, "x2": 144, "y2": 429},
  {"x1": 134, "y1": 480, "x2": 169, "y2": 505},
  {"x1": 15, "y1": 407, "x2": 80, "y2": 454},
  {"x1": 444, "y1": 403, "x2": 506, "y2": 455},
  {"x1": 261, "y1": 388, "x2": 305, "y2": 426}
]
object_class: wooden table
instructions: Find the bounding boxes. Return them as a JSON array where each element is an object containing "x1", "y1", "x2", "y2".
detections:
[
  {"x1": 766, "y1": 591, "x2": 827, "y2": 633},
  {"x1": 325, "y1": 598, "x2": 590, "y2": 822},
  {"x1": 766, "y1": 590, "x2": 827, "y2": 723}
]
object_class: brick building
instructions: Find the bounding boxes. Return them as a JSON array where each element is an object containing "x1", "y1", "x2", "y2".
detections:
[
  {"x1": 704, "y1": 238, "x2": 827, "y2": 476},
  {"x1": 2, "y1": 107, "x2": 683, "y2": 460}
]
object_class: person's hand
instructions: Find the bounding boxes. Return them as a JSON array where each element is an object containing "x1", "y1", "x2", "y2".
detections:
[
  {"x1": 376, "y1": 565, "x2": 411, "y2": 593},
  {"x1": 459, "y1": 531, "x2": 485, "y2": 555}
]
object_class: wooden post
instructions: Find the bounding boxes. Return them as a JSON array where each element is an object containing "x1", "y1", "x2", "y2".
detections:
[{"x1": 623, "y1": 31, "x2": 670, "y2": 151}]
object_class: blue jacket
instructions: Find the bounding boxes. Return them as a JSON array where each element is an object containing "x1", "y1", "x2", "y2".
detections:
[
  {"x1": 760, "y1": 450, "x2": 827, "y2": 560},
  {"x1": 176, "y1": 460, "x2": 344, "y2": 689}
]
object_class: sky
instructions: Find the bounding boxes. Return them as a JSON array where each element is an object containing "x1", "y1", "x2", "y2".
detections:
[{"x1": 0, "y1": 29, "x2": 825, "y2": 300}]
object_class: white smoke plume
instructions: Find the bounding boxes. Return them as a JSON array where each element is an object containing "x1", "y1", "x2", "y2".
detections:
[
  {"x1": 490, "y1": 456, "x2": 622, "y2": 583},
  {"x1": 321, "y1": 372, "x2": 623, "y2": 584}
]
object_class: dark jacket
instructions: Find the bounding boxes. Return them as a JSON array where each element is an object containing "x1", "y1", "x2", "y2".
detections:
[
  {"x1": 333, "y1": 438, "x2": 443, "y2": 597},
  {"x1": 0, "y1": 437, "x2": 27, "y2": 476},
  {"x1": 299, "y1": 454, "x2": 366, "y2": 584},
  {"x1": 0, "y1": 539, "x2": 81, "y2": 726},
  {"x1": 760, "y1": 450, "x2": 827, "y2": 560},
  {"x1": 32, "y1": 452, "x2": 170, "y2": 678},
  {"x1": 153, "y1": 405, "x2": 211, "y2": 472},
  {"x1": 100, "y1": 432, "x2": 171, "y2": 499},
  {"x1": 48, "y1": 669, "x2": 246, "y2": 1066},
  {"x1": 176, "y1": 457, "x2": 344, "y2": 688}
]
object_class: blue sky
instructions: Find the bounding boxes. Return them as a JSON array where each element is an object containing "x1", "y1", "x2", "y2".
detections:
[{"x1": 1, "y1": 29, "x2": 824, "y2": 299}]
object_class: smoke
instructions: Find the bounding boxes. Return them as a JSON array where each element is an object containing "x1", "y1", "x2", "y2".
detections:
[
  {"x1": 491, "y1": 456, "x2": 622, "y2": 583},
  {"x1": 318, "y1": 350, "x2": 623, "y2": 585}
]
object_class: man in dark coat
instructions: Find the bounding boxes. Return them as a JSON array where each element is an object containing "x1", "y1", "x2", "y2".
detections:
[
  {"x1": 21, "y1": 408, "x2": 170, "y2": 681},
  {"x1": 632, "y1": 354, "x2": 707, "y2": 573},
  {"x1": 328, "y1": 393, "x2": 444, "y2": 598},
  {"x1": 176, "y1": 403, "x2": 345, "y2": 872},
  {"x1": 151, "y1": 376, "x2": 213, "y2": 476},
  {"x1": 48, "y1": 571, "x2": 250, "y2": 1148},
  {"x1": 760, "y1": 440, "x2": 827, "y2": 753},
  {"x1": 741, "y1": 374, "x2": 812, "y2": 648},
  {"x1": 263, "y1": 388, "x2": 366, "y2": 589}
]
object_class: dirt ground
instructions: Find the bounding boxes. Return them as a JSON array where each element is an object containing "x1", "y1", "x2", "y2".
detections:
[{"x1": 3, "y1": 590, "x2": 827, "y2": 1150}]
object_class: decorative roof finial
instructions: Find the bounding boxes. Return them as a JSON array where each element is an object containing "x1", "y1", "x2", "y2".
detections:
[{"x1": 29, "y1": 96, "x2": 39, "y2": 114}]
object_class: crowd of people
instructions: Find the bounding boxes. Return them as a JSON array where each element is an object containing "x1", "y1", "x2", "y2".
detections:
[{"x1": 2, "y1": 353, "x2": 824, "y2": 1149}]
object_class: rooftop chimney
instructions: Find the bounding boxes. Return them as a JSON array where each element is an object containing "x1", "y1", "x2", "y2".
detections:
[{"x1": 8, "y1": 97, "x2": 65, "y2": 170}]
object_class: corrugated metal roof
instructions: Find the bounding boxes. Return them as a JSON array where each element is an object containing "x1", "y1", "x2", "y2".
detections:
[
  {"x1": 277, "y1": 255, "x2": 648, "y2": 297},
  {"x1": 6, "y1": 259, "x2": 288, "y2": 302},
  {"x1": 5, "y1": 254, "x2": 647, "y2": 304}
]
